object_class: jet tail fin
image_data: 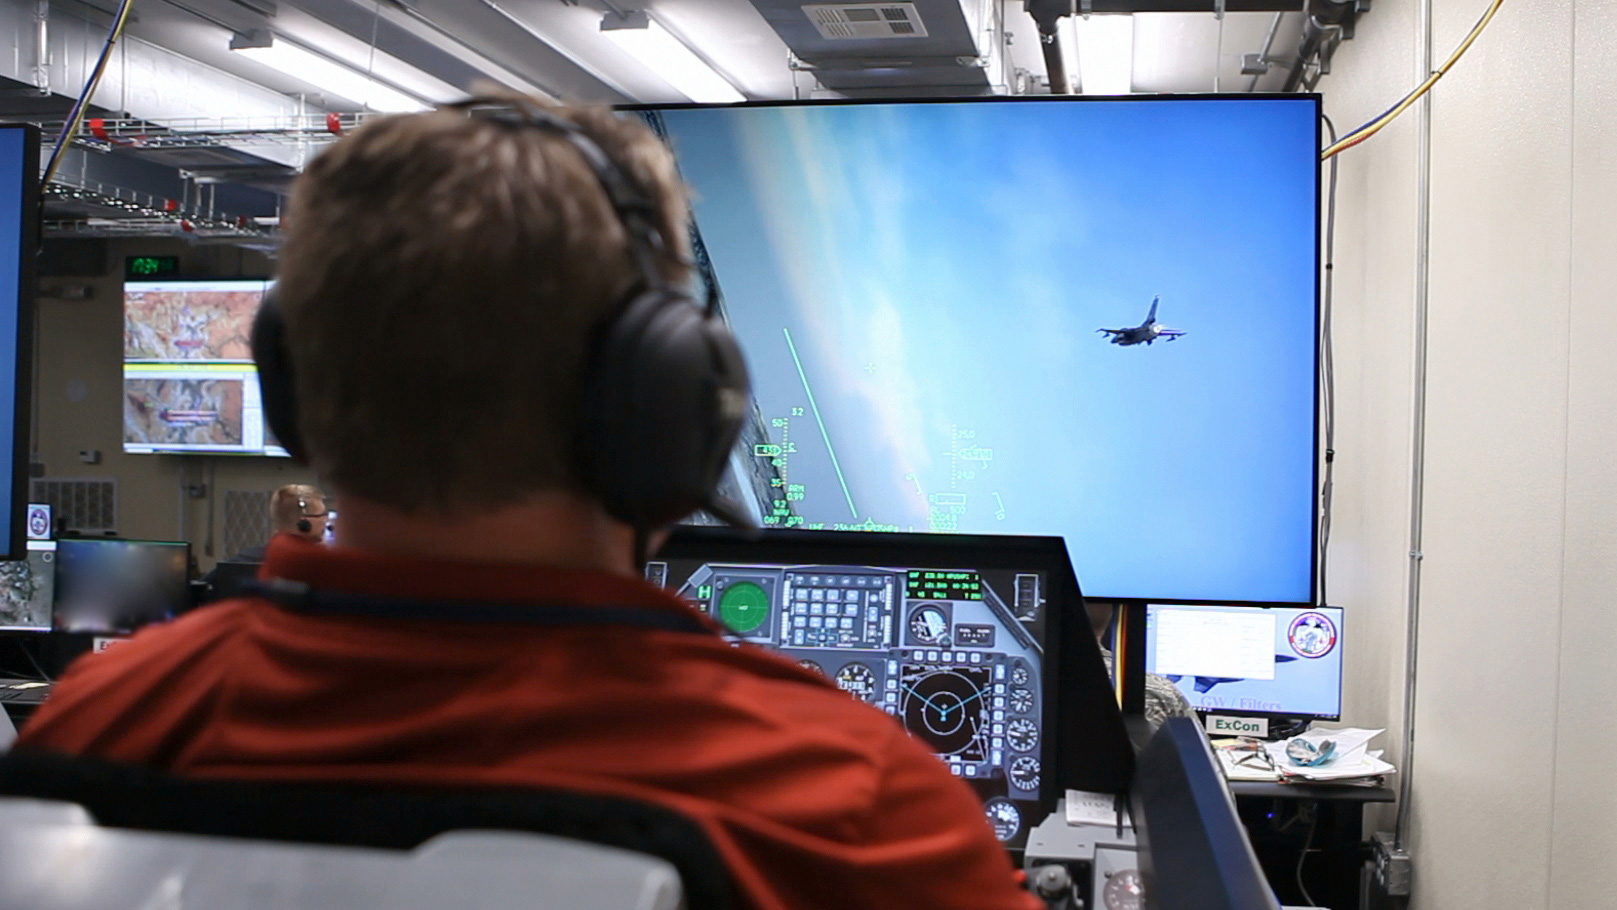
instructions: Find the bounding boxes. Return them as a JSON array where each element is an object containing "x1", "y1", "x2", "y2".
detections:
[{"x1": 1147, "y1": 295, "x2": 1160, "y2": 324}]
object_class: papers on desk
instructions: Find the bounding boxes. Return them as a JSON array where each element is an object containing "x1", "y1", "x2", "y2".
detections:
[{"x1": 1214, "y1": 727, "x2": 1396, "y2": 784}]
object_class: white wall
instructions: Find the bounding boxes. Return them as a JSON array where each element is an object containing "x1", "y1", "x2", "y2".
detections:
[
  {"x1": 1323, "y1": 1, "x2": 1617, "y2": 907},
  {"x1": 33, "y1": 239, "x2": 319, "y2": 568}
]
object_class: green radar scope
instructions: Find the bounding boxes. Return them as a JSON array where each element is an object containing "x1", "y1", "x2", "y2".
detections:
[{"x1": 717, "y1": 581, "x2": 770, "y2": 634}]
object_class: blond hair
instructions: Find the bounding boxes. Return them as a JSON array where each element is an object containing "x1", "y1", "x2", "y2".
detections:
[
  {"x1": 273, "y1": 100, "x2": 691, "y2": 515},
  {"x1": 270, "y1": 484, "x2": 325, "y2": 532}
]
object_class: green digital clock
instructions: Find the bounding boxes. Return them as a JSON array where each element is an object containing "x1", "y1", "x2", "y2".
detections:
[{"x1": 125, "y1": 255, "x2": 180, "y2": 278}]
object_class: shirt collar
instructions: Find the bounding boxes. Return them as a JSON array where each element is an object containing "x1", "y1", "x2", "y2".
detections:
[{"x1": 260, "y1": 533, "x2": 696, "y2": 614}]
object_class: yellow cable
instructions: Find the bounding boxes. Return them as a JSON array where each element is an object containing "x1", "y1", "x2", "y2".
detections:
[{"x1": 1321, "y1": 0, "x2": 1505, "y2": 160}]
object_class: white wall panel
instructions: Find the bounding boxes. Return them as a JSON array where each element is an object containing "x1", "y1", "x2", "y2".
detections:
[
  {"x1": 1319, "y1": 0, "x2": 1421, "y2": 809},
  {"x1": 1323, "y1": 0, "x2": 1617, "y2": 907},
  {"x1": 1550, "y1": 1, "x2": 1617, "y2": 906}
]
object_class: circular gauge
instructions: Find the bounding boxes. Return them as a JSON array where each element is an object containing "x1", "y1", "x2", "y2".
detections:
[
  {"x1": 908, "y1": 604, "x2": 950, "y2": 644},
  {"x1": 717, "y1": 581, "x2": 770, "y2": 634},
  {"x1": 834, "y1": 663, "x2": 878, "y2": 702},
  {"x1": 1009, "y1": 686, "x2": 1035, "y2": 714},
  {"x1": 1102, "y1": 869, "x2": 1146, "y2": 910},
  {"x1": 983, "y1": 798, "x2": 1022, "y2": 843},
  {"x1": 798, "y1": 659, "x2": 824, "y2": 676},
  {"x1": 1006, "y1": 718, "x2": 1039, "y2": 753},
  {"x1": 901, "y1": 666, "x2": 991, "y2": 755},
  {"x1": 1010, "y1": 663, "x2": 1031, "y2": 687},
  {"x1": 1009, "y1": 755, "x2": 1040, "y2": 791}
]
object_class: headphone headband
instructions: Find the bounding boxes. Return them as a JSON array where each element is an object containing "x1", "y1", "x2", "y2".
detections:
[{"x1": 445, "y1": 97, "x2": 671, "y2": 295}]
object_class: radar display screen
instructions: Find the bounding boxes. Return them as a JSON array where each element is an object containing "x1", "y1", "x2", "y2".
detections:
[{"x1": 654, "y1": 553, "x2": 1049, "y2": 849}]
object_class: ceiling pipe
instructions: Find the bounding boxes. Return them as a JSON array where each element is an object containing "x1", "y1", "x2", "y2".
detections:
[
  {"x1": 1025, "y1": 0, "x2": 1072, "y2": 93},
  {"x1": 1243, "y1": 11, "x2": 1285, "y2": 91},
  {"x1": 1282, "y1": 0, "x2": 1370, "y2": 92}
]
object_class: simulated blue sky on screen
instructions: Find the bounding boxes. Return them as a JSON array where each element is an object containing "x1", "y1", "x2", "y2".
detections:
[{"x1": 657, "y1": 99, "x2": 1318, "y2": 602}]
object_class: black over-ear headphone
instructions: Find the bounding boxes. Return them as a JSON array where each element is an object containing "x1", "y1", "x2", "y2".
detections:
[
  {"x1": 251, "y1": 98, "x2": 753, "y2": 532},
  {"x1": 295, "y1": 497, "x2": 313, "y2": 534}
]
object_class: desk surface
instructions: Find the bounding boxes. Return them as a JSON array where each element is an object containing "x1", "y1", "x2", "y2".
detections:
[{"x1": 1230, "y1": 781, "x2": 1396, "y2": 803}]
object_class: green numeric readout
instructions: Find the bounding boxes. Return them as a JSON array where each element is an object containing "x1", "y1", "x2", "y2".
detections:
[{"x1": 905, "y1": 570, "x2": 982, "y2": 601}]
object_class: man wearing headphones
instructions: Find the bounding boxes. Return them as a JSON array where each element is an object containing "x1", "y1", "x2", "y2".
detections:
[
  {"x1": 18, "y1": 99, "x2": 1037, "y2": 910},
  {"x1": 200, "y1": 484, "x2": 328, "y2": 598}
]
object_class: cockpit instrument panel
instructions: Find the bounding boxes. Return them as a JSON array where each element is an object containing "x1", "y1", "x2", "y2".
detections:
[{"x1": 654, "y1": 557, "x2": 1048, "y2": 848}]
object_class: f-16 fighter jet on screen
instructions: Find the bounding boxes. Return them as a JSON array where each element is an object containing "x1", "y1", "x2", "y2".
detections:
[{"x1": 1097, "y1": 296, "x2": 1186, "y2": 346}]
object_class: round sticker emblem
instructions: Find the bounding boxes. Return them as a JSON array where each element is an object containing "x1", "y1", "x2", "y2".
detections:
[
  {"x1": 26, "y1": 506, "x2": 50, "y2": 540},
  {"x1": 1288, "y1": 612, "x2": 1337, "y2": 659}
]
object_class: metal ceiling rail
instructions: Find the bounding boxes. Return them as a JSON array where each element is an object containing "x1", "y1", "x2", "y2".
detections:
[
  {"x1": 43, "y1": 180, "x2": 274, "y2": 239},
  {"x1": 31, "y1": 113, "x2": 376, "y2": 152}
]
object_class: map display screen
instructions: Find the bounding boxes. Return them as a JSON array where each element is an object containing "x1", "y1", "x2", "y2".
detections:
[
  {"x1": 0, "y1": 540, "x2": 57, "y2": 631},
  {"x1": 653, "y1": 555, "x2": 1049, "y2": 849},
  {"x1": 121, "y1": 280, "x2": 286, "y2": 456}
]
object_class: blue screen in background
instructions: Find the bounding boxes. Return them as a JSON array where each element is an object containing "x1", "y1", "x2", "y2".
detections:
[
  {"x1": 0, "y1": 128, "x2": 28, "y2": 559},
  {"x1": 1145, "y1": 603, "x2": 1343, "y2": 719},
  {"x1": 655, "y1": 99, "x2": 1318, "y2": 603}
]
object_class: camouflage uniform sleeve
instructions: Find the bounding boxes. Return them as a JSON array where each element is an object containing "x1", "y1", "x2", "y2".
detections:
[
  {"x1": 1100, "y1": 647, "x2": 1196, "y2": 730},
  {"x1": 1143, "y1": 673, "x2": 1195, "y2": 728}
]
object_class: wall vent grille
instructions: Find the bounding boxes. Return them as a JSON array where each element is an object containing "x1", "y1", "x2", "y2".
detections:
[
  {"x1": 803, "y1": 3, "x2": 928, "y2": 40},
  {"x1": 222, "y1": 490, "x2": 273, "y2": 559},
  {"x1": 29, "y1": 478, "x2": 118, "y2": 535}
]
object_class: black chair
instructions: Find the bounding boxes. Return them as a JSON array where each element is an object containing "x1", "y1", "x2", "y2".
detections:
[{"x1": 0, "y1": 751, "x2": 735, "y2": 910}]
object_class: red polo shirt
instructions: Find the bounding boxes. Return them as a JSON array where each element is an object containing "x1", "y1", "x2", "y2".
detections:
[{"x1": 19, "y1": 536, "x2": 1038, "y2": 910}]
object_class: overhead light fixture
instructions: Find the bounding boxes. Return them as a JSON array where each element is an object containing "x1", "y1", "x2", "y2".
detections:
[
  {"x1": 600, "y1": 11, "x2": 745, "y2": 105},
  {"x1": 1074, "y1": 15, "x2": 1135, "y2": 96},
  {"x1": 230, "y1": 30, "x2": 430, "y2": 114}
]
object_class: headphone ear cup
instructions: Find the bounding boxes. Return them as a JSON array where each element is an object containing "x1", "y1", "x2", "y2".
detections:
[
  {"x1": 577, "y1": 290, "x2": 750, "y2": 529},
  {"x1": 251, "y1": 285, "x2": 309, "y2": 464},
  {"x1": 296, "y1": 519, "x2": 312, "y2": 534}
]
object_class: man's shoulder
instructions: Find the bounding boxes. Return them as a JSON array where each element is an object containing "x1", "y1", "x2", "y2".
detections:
[
  {"x1": 34, "y1": 604, "x2": 254, "y2": 706},
  {"x1": 16, "y1": 602, "x2": 258, "y2": 755}
]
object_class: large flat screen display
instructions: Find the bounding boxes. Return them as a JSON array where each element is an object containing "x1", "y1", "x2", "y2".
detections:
[
  {"x1": 121, "y1": 279, "x2": 287, "y2": 456},
  {"x1": 647, "y1": 97, "x2": 1320, "y2": 603},
  {"x1": 0, "y1": 125, "x2": 38, "y2": 559}
]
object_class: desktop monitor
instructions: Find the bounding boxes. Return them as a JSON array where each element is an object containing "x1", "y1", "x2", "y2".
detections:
[
  {"x1": 641, "y1": 96, "x2": 1321, "y2": 604},
  {"x1": 1144, "y1": 603, "x2": 1344, "y2": 721},
  {"x1": 121, "y1": 279, "x2": 287, "y2": 456},
  {"x1": 655, "y1": 526, "x2": 1132, "y2": 851},
  {"x1": 52, "y1": 539, "x2": 190, "y2": 634},
  {"x1": 0, "y1": 124, "x2": 39, "y2": 559},
  {"x1": 0, "y1": 539, "x2": 57, "y2": 632}
]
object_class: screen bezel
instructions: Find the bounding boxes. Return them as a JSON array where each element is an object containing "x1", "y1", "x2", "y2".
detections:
[
  {"x1": 120, "y1": 276, "x2": 284, "y2": 458},
  {"x1": 1, "y1": 125, "x2": 39, "y2": 560},
  {"x1": 1135, "y1": 600, "x2": 1344, "y2": 723},
  {"x1": 624, "y1": 94, "x2": 1324, "y2": 607}
]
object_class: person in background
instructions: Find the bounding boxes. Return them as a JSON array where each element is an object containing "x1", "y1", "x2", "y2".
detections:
[
  {"x1": 1087, "y1": 602, "x2": 1195, "y2": 729},
  {"x1": 207, "y1": 483, "x2": 328, "y2": 570},
  {"x1": 18, "y1": 98, "x2": 1038, "y2": 910}
]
